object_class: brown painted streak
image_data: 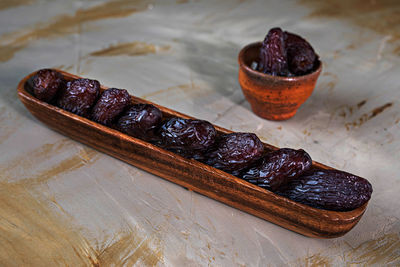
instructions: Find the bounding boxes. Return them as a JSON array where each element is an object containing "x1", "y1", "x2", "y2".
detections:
[
  {"x1": 95, "y1": 232, "x2": 141, "y2": 265},
  {"x1": 0, "y1": 0, "x2": 33, "y2": 11},
  {"x1": 300, "y1": 0, "x2": 400, "y2": 35},
  {"x1": 294, "y1": 232, "x2": 400, "y2": 266},
  {"x1": 0, "y1": 140, "x2": 66, "y2": 176},
  {"x1": 0, "y1": 139, "x2": 99, "y2": 185},
  {"x1": 0, "y1": 140, "x2": 162, "y2": 265},
  {"x1": 94, "y1": 230, "x2": 163, "y2": 266},
  {"x1": 347, "y1": 233, "x2": 400, "y2": 265},
  {"x1": 371, "y1": 102, "x2": 393, "y2": 118},
  {"x1": 393, "y1": 45, "x2": 400, "y2": 56},
  {"x1": 128, "y1": 237, "x2": 163, "y2": 266},
  {"x1": 27, "y1": 147, "x2": 98, "y2": 185},
  {"x1": 345, "y1": 102, "x2": 392, "y2": 129},
  {"x1": 89, "y1": 42, "x2": 170, "y2": 57},
  {"x1": 303, "y1": 253, "x2": 333, "y2": 267},
  {"x1": 300, "y1": 0, "x2": 400, "y2": 52},
  {"x1": 0, "y1": 127, "x2": 163, "y2": 265},
  {"x1": 0, "y1": 44, "x2": 25, "y2": 62},
  {"x1": 0, "y1": 182, "x2": 97, "y2": 266},
  {"x1": 357, "y1": 99, "x2": 367, "y2": 109},
  {"x1": 0, "y1": 181, "x2": 164, "y2": 266},
  {"x1": 336, "y1": 105, "x2": 353, "y2": 119},
  {"x1": 335, "y1": 99, "x2": 367, "y2": 119},
  {"x1": 0, "y1": 0, "x2": 152, "y2": 62}
]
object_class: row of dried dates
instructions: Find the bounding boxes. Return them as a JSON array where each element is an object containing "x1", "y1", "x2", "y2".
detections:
[{"x1": 29, "y1": 69, "x2": 372, "y2": 211}]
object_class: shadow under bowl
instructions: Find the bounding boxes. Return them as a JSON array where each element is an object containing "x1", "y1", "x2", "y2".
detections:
[{"x1": 238, "y1": 42, "x2": 322, "y2": 121}]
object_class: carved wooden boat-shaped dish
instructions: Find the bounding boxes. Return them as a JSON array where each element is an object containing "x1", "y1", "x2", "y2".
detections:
[{"x1": 17, "y1": 69, "x2": 369, "y2": 238}]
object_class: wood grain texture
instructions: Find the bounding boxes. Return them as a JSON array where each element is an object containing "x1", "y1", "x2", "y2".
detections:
[{"x1": 17, "y1": 70, "x2": 368, "y2": 238}]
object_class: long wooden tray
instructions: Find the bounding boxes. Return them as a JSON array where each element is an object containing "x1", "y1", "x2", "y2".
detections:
[{"x1": 17, "y1": 69, "x2": 369, "y2": 238}]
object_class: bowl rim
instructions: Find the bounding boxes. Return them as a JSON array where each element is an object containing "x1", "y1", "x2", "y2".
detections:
[{"x1": 238, "y1": 42, "x2": 322, "y2": 81}]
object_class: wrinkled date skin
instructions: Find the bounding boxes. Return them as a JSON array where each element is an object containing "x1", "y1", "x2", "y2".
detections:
[
  {"x1": 32, "y1": 69, "x2": 65, "y2": 103},
  {"x1": 117, "y1": 104, "x2": 163, "y2": 142},
  {"x1": 242, "y1": 148, "x2": 312, "y2": 191},
  {"x1": 276, "y1": 170, "x2": 373, "y2": 211},
  {"x1": 159, "y1": 117, "x2": 216, "y2": 159},
  {"x1": 57, "y1": 78, "x2": 100, "y2": 117},
  {"x1": 284, "y1": 31, "x2": 318, "y2": 75},
  {"x1": 205, "y1": 133, "x2": 264, "y2": 175},
  {"x1": 258, "y1": 28, "x2": 318, "y2": 76},
  {"x1": 91, "y1": 88, "x2": 131, "y2": 126},
  {"x1": 259, "y1": 27, "x2": 288, "y2": 76}
]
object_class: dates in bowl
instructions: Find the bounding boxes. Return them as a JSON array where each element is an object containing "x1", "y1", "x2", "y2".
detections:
[
  {"x1": 25, "y1": 68, "x2": 372, "y2": 215},
  {"x1": 238, "y1": 27, "x2": 322, "y2": 121},
  {"x1": 257, "y1": 27, "x2": 319, "y2": 77}
]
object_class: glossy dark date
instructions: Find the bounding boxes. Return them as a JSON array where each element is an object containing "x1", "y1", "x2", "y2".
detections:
[
  {"x1": 28, "y1": 69, "x2": 373, "y2": 214},
  {"x1": 205, "y1": 132, "x2": 264, "y2": 175},
  {"x1": 57, "y1": 78, "x2": 100, "y2": 117},
  {"x1": 32, "y1": 69, "x2": 65, "y2": 103},
  {"x1": 91, "y1": 88, "x2": 131, "y2": 126},
  {"x1": 284, "y1": 31, "x2": 318, "y2": 75},
  {"x1": 159, "y1": 117, "x2": 216, "y2": 158},
  {"x1": 117, "y1": 104, "x2": 163, "y2": 142},
  {"x1": 259, "y1": 27, "x2": 288, "y2": 76},
  {"x1": 258, "y1": 28, "x2": 318, "y2": 76},
  {"x1": 242, "y1": 148, "x2": 312, "y2": 191},
  {"x1": 276, "y1": 170, "x2": 373, "y2": 211}
]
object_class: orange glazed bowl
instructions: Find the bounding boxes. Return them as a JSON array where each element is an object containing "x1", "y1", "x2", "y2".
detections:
[{"x1": 238, "y1": 42, "x2": 322, "y2": 121}]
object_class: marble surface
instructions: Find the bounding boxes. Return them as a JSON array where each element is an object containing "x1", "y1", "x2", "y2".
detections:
[{"x1": 1, "y1": 0, "x2": 399, "y2": 266}]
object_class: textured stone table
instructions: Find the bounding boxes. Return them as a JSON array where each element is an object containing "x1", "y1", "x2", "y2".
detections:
[{"x1": 1, "y1": 0, "x2": 399, "y2": 266}]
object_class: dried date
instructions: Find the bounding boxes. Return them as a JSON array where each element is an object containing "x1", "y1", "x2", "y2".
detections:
[
  {"x1": 258, "y1": 27, "x2": 288, "y2": 76},
  {"x1": 284, "y1": 31, "x2": 318, "y2": 75},
  {"x1": 258, "y1": 28, "x2": 319, "y2": 76},
  {"x1": 117, "y1": 104, "x2": 163, "y2": 142},
  {"x1": 57, "y1": 78, "x2": 100, "y2": 117},
  {"x1": 204, "y1": 132, "x2": 264, "y2": 175},
  {"x1": 159, "y1": 117, "x2": 216, "y2": 158},
  {"x1": 32, "y1": 69, "x2": 65, "y2": 103},
  {"x1": 242, "y1": 148, "x2": 312, "y2": 191},
  {"x1": 91, "y1": 88, "x2": 131, "y2": 126},
  {"x1": 276, "y1": 170, "x2": 373, "y2": 211}
]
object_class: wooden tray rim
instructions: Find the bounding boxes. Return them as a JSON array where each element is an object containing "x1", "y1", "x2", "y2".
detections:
[{"x1": 16, "y1": 69, "x2": 369, "y2": 237}]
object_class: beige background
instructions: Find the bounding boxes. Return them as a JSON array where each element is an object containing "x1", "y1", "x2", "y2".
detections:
[{"x1": 1, "y1": 0, "x2": 399, "y2": 266}]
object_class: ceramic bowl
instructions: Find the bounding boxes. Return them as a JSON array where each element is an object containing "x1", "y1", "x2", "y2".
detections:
[{"x1": 238, "y1": 42, "x2": 322, "y2": 121}]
